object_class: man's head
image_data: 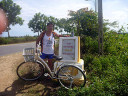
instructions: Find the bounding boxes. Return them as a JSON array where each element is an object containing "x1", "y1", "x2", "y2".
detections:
[{"x1": 47, "y1": 22, "x2": 54, "y2": 31}]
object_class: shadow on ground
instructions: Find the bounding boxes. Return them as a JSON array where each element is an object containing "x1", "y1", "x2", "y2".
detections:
[{"x1": 0, "y1": 76, "x2": 61, "y2": 96}]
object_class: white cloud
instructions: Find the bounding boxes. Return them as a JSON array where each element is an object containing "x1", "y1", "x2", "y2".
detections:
[
  {"x1": 14, "y1": 0, "x2": 44, "y2": 24},
  {"x1": 41, "y1": 3, "x2": 91, "y2": 18},
  {"x1": 103, "y1": 0, "x2": 128, "y2": 27},
  {"x1": 15, "y1": 0, "x2": 91, "y2": 19},
  {"x1": 112, "y1": 10, "x2": 128, "y2": 22}
]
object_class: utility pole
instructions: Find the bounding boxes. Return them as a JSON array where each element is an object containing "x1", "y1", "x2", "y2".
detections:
[
  {"x1": 98, "y1": 0, "x2": 103, "y2": 55},
  {"x1": 95, "y1": 0, "x2": 97, "y2": 12}
]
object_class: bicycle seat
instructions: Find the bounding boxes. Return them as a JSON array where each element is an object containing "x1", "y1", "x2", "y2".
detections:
[{"x1": 53, "y1": 55, "x2": 63, "y2": 61}]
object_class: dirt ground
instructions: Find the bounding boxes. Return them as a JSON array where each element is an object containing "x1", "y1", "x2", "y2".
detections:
[
  {"x1": 0, "y1": 52, "x2": 24, "y2": 95},
  {"x1": 0, "y1": 52, "x2": 60, "y2": 96}
]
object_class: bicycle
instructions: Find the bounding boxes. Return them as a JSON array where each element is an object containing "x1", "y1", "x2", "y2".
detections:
[{"x1": 16, "y1": 46, "x2": 86, "y2": 89}]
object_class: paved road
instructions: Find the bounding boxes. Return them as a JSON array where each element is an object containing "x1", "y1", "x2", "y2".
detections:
[{"x1": 0, "y1": 42, "x2": 36, "y2": 56}]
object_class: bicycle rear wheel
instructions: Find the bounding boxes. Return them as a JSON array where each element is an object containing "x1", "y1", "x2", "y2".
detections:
[
  {"x1": 17, "y1": 60, "x2": 45, "y2": 81},
  {"x1": 57, "y1": 65, "x2": 86, "y2": 89}
]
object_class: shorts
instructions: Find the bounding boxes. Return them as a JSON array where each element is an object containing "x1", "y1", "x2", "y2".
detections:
[{"x1": 40, "y1": 53, "x2": 54, "y2": 59}]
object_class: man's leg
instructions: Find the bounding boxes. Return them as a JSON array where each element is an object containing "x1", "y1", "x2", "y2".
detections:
[
  {"x1": 48, "y1": 54, "x2": 54, "y2": 71},
  {"x1": 48, "y1": 59, "x2": 53, "y2": 71}
]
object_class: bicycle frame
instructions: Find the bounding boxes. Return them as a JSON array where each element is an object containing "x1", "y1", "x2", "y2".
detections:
[
  {"x1": 38, "y1": 56, "x2": 54, "y2": 77},
  {"x1": 36, "y1": 46, "x2": 58, "y2": 78},
  {"x1": 36, "y1": 45, "x2": 83, "y2": 79}
]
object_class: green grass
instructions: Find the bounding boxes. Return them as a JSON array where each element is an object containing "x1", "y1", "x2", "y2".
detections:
[{"x1": 0, "y1": 36, "x2": 37, "y2": 45}]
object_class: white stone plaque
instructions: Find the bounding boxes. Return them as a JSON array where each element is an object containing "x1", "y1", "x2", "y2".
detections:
[
  {"x1": 62, "y1": 39, "x2": 75, "y2": 60},
  {"x1": 59, "y1": 37, "x2": 78, "y2": 62}
]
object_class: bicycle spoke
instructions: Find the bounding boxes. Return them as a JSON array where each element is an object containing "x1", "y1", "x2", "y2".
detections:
[
  {"x1": 59, "y1": 68, "x2": 71, "y2": 79},
  {"x1": 17, "y1": 61, "x2": 45, "y2": 81},
  {"x1": 69, "y1": 78, "x2": 73, "y2": 88},
  {"x1": 57, "y1": 65, "x2": 86, "y2": 89}
]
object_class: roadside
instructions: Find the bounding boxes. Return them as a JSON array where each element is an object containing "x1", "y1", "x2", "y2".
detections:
[
  {"x1": 0, "y1": 36, "x2": 37, "y2": 46},
  {"x1": 0, "y1": 42, "x2": 36, "y2": 56},
  {"x1": 0, "y1": 41, "x2": 35, "y2": 46}
]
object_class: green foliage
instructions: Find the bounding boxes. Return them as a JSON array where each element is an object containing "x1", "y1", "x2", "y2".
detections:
[
  {"x1": 57, "y1": 18, "x2": 75, "y2": 34},
  {"x1": 118, "y1": 26, "x2": 126, "y2": 33},
  {"x1": 103, "y1": 20, "x2": 119, "y2": 33},
  {"x1": 56, "y1": 87, "x2": 86, "y2": 96},
  {"x1": 28, "y1": 13, "x2": 47, "y2": 33},
  {"x1": 104, "y1": 32, "x2": 128, "y2": 55},
  {"x1": 56, "y1": 32, "x2": 128, "y2": 96},
  {"x1": 78, "y1": 10, "x2": 98, "y2": 37},
  {"x1": 80, "y1": 35, "x2": 98, "y2": 55},
  {"x1": 56, "y1": 9, "x2": 119, "y2": 38},
  {"x1": 28, "y1": 12, "x2": 58, "y2": 35},
  {"x1": 0, "y1": 36, "x2": 36, "y2": 45},
  {"x1": 62, "y1": 9, "x2": 118, "y2": 37},
  {"x1": 65, "y1": 9, "x2": 98, "y2": 37},
  {"x1": 0, "y1": 37, "x2": 9, "y2": 44}
]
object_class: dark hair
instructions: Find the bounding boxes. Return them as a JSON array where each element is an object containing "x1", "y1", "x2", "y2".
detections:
[{"x1": 47, "y1": 22, "x2": 54, "y2": 26}]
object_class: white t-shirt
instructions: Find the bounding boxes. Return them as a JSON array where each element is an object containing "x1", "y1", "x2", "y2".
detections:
[{"x1": 42, "y1": 33, "x2": 54, "y2": 54}]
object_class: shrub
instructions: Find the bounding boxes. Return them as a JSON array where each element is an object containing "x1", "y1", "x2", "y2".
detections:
[
  {"x1": 80, "y1": 35, "x2": 98, "y2": 55},
  {"x1": 82, "y1": 54, "x2": 94, "y2": 72},
  {"x1": 0, "y1": 36, "x2": 37, "y2": 45},
  {"x1": 56, "y1": 32, "x2": 128, "y2": 96},
  {"x1": 0, "y1": 37, "x2": 9, "y2": 44}
]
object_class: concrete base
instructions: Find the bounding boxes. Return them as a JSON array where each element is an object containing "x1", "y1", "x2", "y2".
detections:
[{"x1": 54, "y1": 59, "x2": 85, "y2": 79}]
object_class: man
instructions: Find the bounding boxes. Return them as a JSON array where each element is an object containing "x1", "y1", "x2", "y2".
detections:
[{"x1": 36, "y1": 22, "x2": 68, "y2": 70}]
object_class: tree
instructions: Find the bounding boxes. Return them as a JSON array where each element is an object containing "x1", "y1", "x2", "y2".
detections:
[
  {"x1": 118, "y1": 25, "x2": 126, "y2": 33},
  {"x1": 56, "y1": 18, "x2": 75, "y2": 34},
  {"x1": 67, "y1": 8, "x2": 98, "y2": 37},
  {"x1": 28, "y1": 13, "x2": 58, "y2": 36},
  {"x1": 47, "y1": 16, "x2": 58, "y2": 31},
  {"x1": 0, "y1": 0, "x2": 24, "y2": 37},
  {"x1": 103, "y1": 20, "x2": 119, "y2": 33},
  {"x1": 56, "y1": 9, "x2": 98, "y2": 37},
  {"x1": 60, "y1": 8, "x2": 119, "y2": 37},
  {"x1": 28, "y1": 13, "x2": 47, "y2": 36}
]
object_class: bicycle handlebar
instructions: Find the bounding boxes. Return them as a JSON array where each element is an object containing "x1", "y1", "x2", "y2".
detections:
[{"x1": 36, "y1": 44, "x2": 42, "y2": 56}]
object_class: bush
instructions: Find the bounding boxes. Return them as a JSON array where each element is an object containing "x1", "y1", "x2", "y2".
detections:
[
  {"x1": 80, "y1": 35, "x2": 98, "y2": 55},
  {"x1": 56, "y1": 32, "x2": 128, "y2": 96},
  {"x1": 0, "y1": 37, "x2": 9, "y2": 44},
  {"x1": 0, "y1": 36, "x2": 37, "y2": 45},
  {"x1": 82, "y1": 54, "x2": 94, "y2": 72}
]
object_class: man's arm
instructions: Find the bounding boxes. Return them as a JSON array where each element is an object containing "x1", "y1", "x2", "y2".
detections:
[
  {"x1": 53, "y1": 32, "x2": 69, "y2": 37},
  {"x1": 36, "y1": 32, "x2": 44, "y2": 47}
]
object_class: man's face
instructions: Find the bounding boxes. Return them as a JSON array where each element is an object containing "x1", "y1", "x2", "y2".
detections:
[{"x1": 47, "y1": 24, "x2": 54, "y2": 31}]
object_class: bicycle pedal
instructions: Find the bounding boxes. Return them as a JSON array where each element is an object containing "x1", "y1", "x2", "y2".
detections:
[
  {"x1": 44, "y1": 73, "x2": 49, "y2": 77},
  {"x1": 51, "y1": 72, "x2": 54, "y2": 75},
  {"x1": 52, "y1": 77, "x2": 57, "y2": 79}
]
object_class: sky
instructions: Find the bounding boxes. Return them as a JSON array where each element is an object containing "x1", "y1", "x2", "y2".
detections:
[{"x1": 0, "y1": 0, "x2": 128, "y2": 37}]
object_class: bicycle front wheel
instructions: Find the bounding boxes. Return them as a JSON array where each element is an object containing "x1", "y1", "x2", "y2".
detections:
[
  {"x1": 17, "y1": 61, "x2": 45, "y2": 81},
  {"x1": 57, "y1": 65, "x2": 86, "y2": 89}
]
